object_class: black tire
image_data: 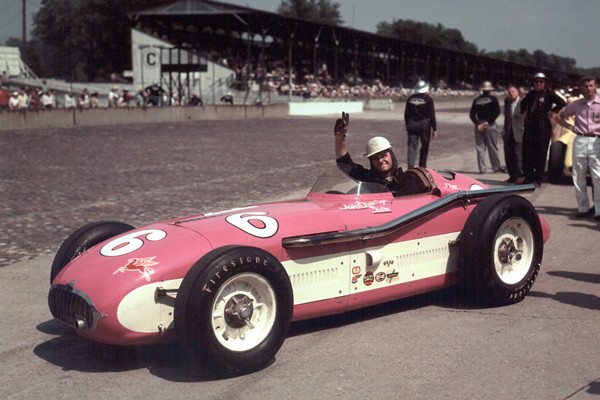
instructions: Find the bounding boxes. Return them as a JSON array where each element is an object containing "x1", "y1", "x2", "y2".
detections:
[
  {"x1": 175, "y1": 246, "x2": 294, "y2": 377},
  {"x1": 50, "y1": 221, "x2": 135, "y2": 283},
  {"x1": 460, "y1": 194, "x2": 543, "y2": 306},
  {"x1": 548, "y1": 141, "x2": 567, "y2": 184}
]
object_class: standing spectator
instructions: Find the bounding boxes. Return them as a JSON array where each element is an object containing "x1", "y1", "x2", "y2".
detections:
[
  {"x1": 90, "y1": 92, "x2": 100, "y2": 108},
  {"x1": 189, "y1": 94, "x2": 203, "y2": 106},
  {"x1": 135, "y1": 86, "x2": 146, "y2": 107},
  {"x1": 17, "y1": 88, "x2": 28, "y2": 110},
  {"x1": 29, "y1": 88, "x2": 42, "y2": 110},
  {"x1": 557, "y1": 76, "x2": 600, "y2": 221},
  {"x1": 145, "y1": 81, "x2": 164, "y2": 106},
  {"x1": 403, "y1": 80, "x2": 437, "y2": 168},
  {"x1": 118, "y1": 89, "x2": 132, "y2": 107},
  {"x1": 79, "y1": 88, "x2": 91, "y2": 108},
  {"x1": 469, "y1": 81, "x2": 502, "y2": 174},
  {"x1": 64, "y1": 89, "x2": 76, "y2": 109},
  {"x1": 8, "y1": 91, "x2": 19, "y2": 110},
  {"x1": 108, "y1": 86, "x2": 120, "y2": 107},
  {"x1": 503, "y1": 84, "x2": 525, "y2": 183},
  {"x1": 520, "y1": 72, "x2": 566, "y2": 186},
  {"x1": 42, "y1": 89, "x2": 56, "y2": 109}
]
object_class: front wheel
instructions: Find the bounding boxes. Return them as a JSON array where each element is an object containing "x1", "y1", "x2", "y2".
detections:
[
  {"x1": 50, "y1": 221, "x2": 135, "y2": 283},
  {"x1": 461, "y1": 194, "x2": 543, "y2": 306},
  {"x1": 175, "y1": 246, "x2": 293, "y2": 377}
]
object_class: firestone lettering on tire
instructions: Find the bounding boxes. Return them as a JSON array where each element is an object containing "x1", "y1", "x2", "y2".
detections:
[{"x1": 202, "y1": 255, "x2": 270, "y2": 293}]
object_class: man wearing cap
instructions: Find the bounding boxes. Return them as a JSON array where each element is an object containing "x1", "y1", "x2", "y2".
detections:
[
  {"x1": 333, "y1": 112, "x2": 425, "y2": 196},
  {"x1": 8, "y1": 91, "x2": 19, "y2": 110},
  {"x1": 108, "y1": 86, "x2": 120, "y2": 108},
  {"x1": 64, "y1": 89, "x2": 76, "y2": 109},
  {"x1": 557, "y1": 76, "x2": 600, "y2": 221},
  {"x1": 404, "y1": 80, "x2": 437, "y2": 168},
  {"x1": 520, "y1": 72, "x2": 566, "y2": 186},
  {"x1": 469, "y1": 81, "x2": 502, "y2": 174}
]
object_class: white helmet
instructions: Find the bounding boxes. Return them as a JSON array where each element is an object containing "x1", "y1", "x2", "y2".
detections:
[
  {"x1": 532, "y1": 72, "x2": 548, "y2": 84},
  {"x1": 364, "y1": 136, "x2": 392, "y2": 158},
  {"x1": 480, "y1": 81, "x2": 494, "y2": 91},
  {"x1": 413, "y1": 80, "x2": 430, "y2": 94}
]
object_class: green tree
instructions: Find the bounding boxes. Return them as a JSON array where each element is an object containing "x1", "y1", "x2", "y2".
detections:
[
  {"x1": 376, "y1": 19, "x2": 478, "y2": 54},
  {"x1": 277, "y1": 0, "x2": 343, "y2": 26},
  {"x1": 32, "y1": 0, "x2": 162, "y2": 81},
  {"x1": 484, "y1": 48, "x2": 577, "y2": 74}
]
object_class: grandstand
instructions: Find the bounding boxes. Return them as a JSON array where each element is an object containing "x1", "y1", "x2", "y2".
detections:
[
  {"x1": 1, "y1": 0, "x2": 580, "y2": 107},
  {"x1": 0, "y1": 46, "x2": 37, "y2": 79},
  {"x1": 129, "y1": 0, "x2": 579, "y2": 97}
]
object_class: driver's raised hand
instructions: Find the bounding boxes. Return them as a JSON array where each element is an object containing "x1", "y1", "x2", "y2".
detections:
[{"x1": 334, "y1": 112, "x2": 349, "y2": 136}]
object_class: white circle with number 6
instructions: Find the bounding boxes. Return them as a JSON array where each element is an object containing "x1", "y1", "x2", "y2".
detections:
[
  {"x1": 226, "y1": 212, "x2": 278, "y2": 238},
  {"x1": 100, "y1": 229, "x2": 167, "y2": 257}
]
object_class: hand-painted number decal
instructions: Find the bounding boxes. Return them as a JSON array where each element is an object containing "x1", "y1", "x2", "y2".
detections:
[
  {"x1": 100, "y1": 229, "x2": 167, "y2": 257},
  {"x1": 226, "y1": 212, "x2": 278, "y2": 238}
]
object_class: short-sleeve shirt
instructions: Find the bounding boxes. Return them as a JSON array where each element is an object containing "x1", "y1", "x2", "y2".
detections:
[{"x1": 562, "y1": 94, "x2": 600, "y2": 136}]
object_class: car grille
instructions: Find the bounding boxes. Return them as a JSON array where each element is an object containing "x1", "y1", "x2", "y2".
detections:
[{"x1": 48, "y1": 282, "x2": 104, "y2": 332}]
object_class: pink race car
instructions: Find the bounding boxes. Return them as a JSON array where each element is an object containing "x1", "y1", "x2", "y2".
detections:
[{"x1": 48, "y1": 165, "x2": 550, "y2": 376}]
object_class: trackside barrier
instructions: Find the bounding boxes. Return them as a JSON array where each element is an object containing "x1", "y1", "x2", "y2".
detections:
[
  {"x1": 0, "y1": 104, "x2": 289, "y2": 130},
  {"x1": 288, "y1": 101, "x2": 363, "y2": 116},
  {"x1": 0, "y1": 109, "x2": 75, "y2": 130},
  {"x1": 0, "y1": 99, "x2": 470, "y2": 130}
]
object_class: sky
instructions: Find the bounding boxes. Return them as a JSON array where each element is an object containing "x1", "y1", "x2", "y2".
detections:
[{"x1": 1, "y1": 0, "x2": 598, "y2": 68}]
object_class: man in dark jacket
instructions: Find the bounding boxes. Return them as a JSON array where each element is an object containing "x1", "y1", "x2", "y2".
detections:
[
  {"x1": 469, "y1": 81, "x2": 502, "y2": 174},
  {"x1": 404, "y1": 80, "x2": 437, "y2": 168},
  {"x1": 333, "y1": 112, "x2": 426, "y2": 197},
  {"x1": 520, "y1": 72, "x2": 566, "y2": 186}
]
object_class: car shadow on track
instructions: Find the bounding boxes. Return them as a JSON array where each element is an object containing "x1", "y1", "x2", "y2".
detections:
[
  {"x1": 33, "y1": 287, "x2": 475, "y2": 382},
  {"x1": 34, "y1": 320, "x2": 213, "y2": 381},
  {"x1": 288, "y1": 287, "x2": 477, "y2": 337}
]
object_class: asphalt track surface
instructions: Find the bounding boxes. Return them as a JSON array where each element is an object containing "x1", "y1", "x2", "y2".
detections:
[{"x1": 1, "y1": 108, "x2": 599, "y2": 399}]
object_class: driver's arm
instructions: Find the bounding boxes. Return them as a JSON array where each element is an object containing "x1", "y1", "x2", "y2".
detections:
[{"x1": 334, "y1": 112, "x2": 349, "y2": 159}]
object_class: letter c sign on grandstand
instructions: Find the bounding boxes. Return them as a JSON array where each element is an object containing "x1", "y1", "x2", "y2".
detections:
[{"x1": 144, "y1": 49, "x2": 159, "y2": 69}]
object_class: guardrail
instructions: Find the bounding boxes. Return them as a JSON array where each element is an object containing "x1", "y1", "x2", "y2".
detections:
[
  {"x1": 0, "y1": 104, "x2": 289, "y2": 130},
  {"x1": 0, "y1": 96, "x2": 474, "y2": 130}
]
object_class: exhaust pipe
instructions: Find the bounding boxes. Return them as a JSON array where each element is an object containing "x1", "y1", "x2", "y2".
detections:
[{"x1": 73, "y1": 317, "x2": 86, "y2": 330}]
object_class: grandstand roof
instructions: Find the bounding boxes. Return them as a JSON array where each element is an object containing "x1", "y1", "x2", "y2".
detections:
[
  {"x1": 129, "y1": 0, "x2": 578, "y2": 87},
  {"x1": 130, "y1": 0, "x2": 398, "y2": 53}
]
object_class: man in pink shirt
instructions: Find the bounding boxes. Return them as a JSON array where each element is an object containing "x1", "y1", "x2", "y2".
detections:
[{"x1": 557, "y1": 76, "x2": 600, "y2": 221}]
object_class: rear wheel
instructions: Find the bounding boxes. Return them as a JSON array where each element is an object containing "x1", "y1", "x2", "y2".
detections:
[
  {"x1": 50, "y1": 221, "x2": 134, "y2": 283},
  {"x1": 461, "y1": 194, "x2": 543, "y2": 306},
  {"x1": 548, "y1": 141, "x2": 567, "y2": 184},
  {"x1": 175, "y1": 246, "x2": 293, "y2": 377}
]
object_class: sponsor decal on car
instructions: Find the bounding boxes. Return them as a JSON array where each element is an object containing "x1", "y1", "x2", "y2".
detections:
[
  {"x1": 363, "y1": 271, "x2": 374, "y2": 286},
  {"x1": 386, "y1": 271, "x2": 399, "y2": 282},
  {"x1": 113, "y1": 256, "x2": 158, "y2": 282},
  {"x1": 340, "y1": 200, "x2": 391, "y2": 213},
  {"x1": 375, "y1": 272, "x2": 386, "y2": 282}
]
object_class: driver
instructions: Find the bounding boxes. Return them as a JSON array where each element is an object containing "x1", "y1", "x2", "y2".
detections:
[{"x1": 333, "y1": 112, "x2": 425, "y2": 196}]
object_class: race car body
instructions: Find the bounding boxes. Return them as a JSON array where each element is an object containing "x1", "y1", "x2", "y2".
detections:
[{"x1": 49, "y1": 165, "x2": 550, "y2": 376}]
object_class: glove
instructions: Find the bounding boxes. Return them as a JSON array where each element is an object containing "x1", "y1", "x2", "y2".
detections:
[{"x1": 334, "y1": 112, "x2": 349, "y2": 136}]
